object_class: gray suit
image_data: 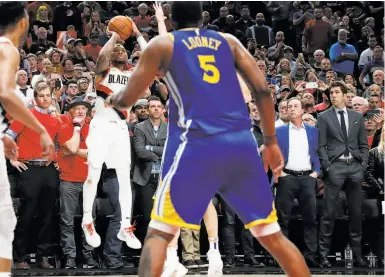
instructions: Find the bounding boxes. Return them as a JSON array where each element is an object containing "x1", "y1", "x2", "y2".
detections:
[
  {"x1": 132, "y1": 119, "x2": 167, "y2": 186},
  {"x1": 132, "y1": 119, "x2": 167, "y2": 240},
  {"x1": 317, "y1": 107, "x2": 369, "y2": 258}
]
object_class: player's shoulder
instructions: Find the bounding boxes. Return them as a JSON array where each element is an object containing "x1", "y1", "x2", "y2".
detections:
[{"x1": 0, "y1": 41, "x2": 18, "y2": 60}]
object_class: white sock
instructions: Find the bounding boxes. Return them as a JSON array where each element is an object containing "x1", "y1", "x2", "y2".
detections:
[
  {"x1": 121, "y1": 218, "x2": 132, "y2": 229},
  {"x1": 167, "y1": 247, "x2": 178, "y2": 262},
  {"x1": 209, "y1": 238, "x2": 219, "y2": 252},
  {"x1": 0, "y1": 272, "x2": 11, "y2": 277}
]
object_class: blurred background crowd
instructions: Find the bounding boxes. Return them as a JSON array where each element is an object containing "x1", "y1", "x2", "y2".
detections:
[{"x1": 7, "y1": 0, "x2": 385, "y2": 272}]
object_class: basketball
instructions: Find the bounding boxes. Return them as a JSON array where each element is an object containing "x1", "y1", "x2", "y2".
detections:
[{"x1": 108, "y1": 16, "x2": 133, "y2": 41}]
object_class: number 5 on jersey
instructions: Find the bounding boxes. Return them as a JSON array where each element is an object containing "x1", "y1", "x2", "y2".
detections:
[{"x1": 198, "y1": 55, "x2": 220, "y2": 84}]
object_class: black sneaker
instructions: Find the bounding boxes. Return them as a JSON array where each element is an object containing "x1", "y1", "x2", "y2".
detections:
[
  {"x1": 244, "y1": 256, "x2": 265, "y2": 267},
  {"x1": 65, "y1": 257, "x2": 76, "y2": 269},
  {"x1": 105, "y1": 260, "x2": 124, "y2": 269},
  {"x1": 224, "y1": 256, "x2": 235, "y2": 268},
  {"x1": 194, "y1": 259, "x2": 209, "y2": 268},
  {"x1": 183, "y1": 259, "x2": 198, "y2": 268},
  {"x1": 83, "y1": 253, "x2": 99, "y2": 268}
]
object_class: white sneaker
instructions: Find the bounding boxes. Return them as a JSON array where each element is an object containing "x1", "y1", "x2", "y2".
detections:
[
  {"x1": 82, "y1": 222, "x2": 101, "y2": 248},
  {"x1": 207, "y1": 250, "x2": 223, "y2": 277},
  {"x1": 117, "y1": 223, "x2": 142, "y2": 249},
  {"x1": 161, "y1": 260, "x2": 188, "y2": 277}
]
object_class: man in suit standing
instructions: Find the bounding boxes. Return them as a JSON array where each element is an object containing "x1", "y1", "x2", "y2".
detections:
[
  {"x1": 317, "y1": 81, "x2": 369, "y2": 268},
  {"x1": 276, "y1": 97, "x2": 321, "y2": 268},
  {"x1": 133, "y1": 96, "x2": 167, "y2": 240}
]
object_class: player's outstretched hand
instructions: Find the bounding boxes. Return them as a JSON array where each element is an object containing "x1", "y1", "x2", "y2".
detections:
[
  {"x1": 264, "y1": 144, "x2": 284, "y2": 180},
  {"x1": 153, "y1": 2, "x2": 166, "y2": 22},
  {"x1": 2, "y1": 135, "x2": 18, "y2": 160},
  {"x1": 40, "y1": 131, "x2": 55, "y2": 166}
]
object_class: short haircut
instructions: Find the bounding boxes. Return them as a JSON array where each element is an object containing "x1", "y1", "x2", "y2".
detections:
[
  {"x1": 368, "y1": 34, "x2": 377, "y2": 40},
  {"x1": 287, "y1": 97, "x2": 304, "y2": 109},
  {"x1": 329, "y1": 81, "x2": 348, "y2": 94},
  {"x1": 34, "y1": 82, "x2": 50, "y2": 98},
  {"x1": 147, "y1": 95, "x2": 162, "y2": 106},
  {"x1": 0, "y1": 2, "x2": 27, "y2": 32},
  {"x1": 171, "y1": 1, "x2": 202, "y2": 29}
]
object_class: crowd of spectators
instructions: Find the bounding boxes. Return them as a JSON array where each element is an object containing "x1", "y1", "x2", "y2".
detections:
[{"x1": 7, "y1": 0, "x2": 385, "y2": 271}]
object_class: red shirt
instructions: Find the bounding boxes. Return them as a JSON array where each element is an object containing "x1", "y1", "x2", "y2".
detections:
[
  {"x1": 10, "y1": 109, "x2": 60, "y2": 160},
  {"x1": 57, "y1": 122, "x2": 89, "y2": 182}
]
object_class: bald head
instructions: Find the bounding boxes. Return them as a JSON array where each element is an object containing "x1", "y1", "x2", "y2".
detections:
[{"x1": 338, "y1": 29, "x2": 348, "y2": 44}]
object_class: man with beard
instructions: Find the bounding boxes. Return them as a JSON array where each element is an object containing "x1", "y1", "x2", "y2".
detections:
[
  {"x1": 302, "y1": 91, "x2": 317, "y2": 118},
  {"x1": 275, "y1": 100, "x2": 289, "y2": 127},
  {"x1": 246, "y1": 13, "x2": 274, "y2": 48},
  {"x1": 143, "y1": 15, "x2": 159, "y2": 39},
  {"x1": 317, "y1": 58, "x2": 332, "y2": 83},
  {"x1": 235, "y1": 6, "x2": 255, "y2": 34},
  {"x1": 212, "y1": 6, "x2": 229, "y2": 31},
  {"x1": 330, "y1": 29, "x2": 358, "y2": 77}
]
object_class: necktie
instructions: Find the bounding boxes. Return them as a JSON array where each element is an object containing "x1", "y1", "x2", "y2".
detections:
[{"x1": 338, "y1": 110, "x2": 349, "y2": 156}]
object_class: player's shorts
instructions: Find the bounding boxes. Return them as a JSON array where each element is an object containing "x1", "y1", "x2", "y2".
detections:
[
  {"x1": 152, "y1": 127, "x2": 277, "y2": 230},
  {"x1": 86, "y1": 115, "x2": 130, "y2": 169}
]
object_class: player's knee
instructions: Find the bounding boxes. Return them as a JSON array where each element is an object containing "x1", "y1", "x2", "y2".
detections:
[
  {"x1": 149, "y1": 219, "x2": 180, "y2": 236},
  {"x1": 249, "y1": 222, "x2": 281, "y2": 238},
  {"x1": 0, "y1": 205, "x2": 16, "y2": 259}
]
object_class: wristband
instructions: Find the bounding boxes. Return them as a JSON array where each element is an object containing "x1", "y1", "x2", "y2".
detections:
[{"x1": 73, "y1": 122, "x2": 81, "y2": 127}]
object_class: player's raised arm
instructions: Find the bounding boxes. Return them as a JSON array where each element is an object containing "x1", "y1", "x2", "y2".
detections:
[
  {"x1": 95, "y1": 31, "x2": 121, "y2": 74},
  {"x1": 108, "y1": 35, "x2": 172, "y2": 109}
]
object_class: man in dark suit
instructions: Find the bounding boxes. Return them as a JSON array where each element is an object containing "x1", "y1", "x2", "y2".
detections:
[
  {"x1": 132, "y1": 96, "x2": 167, "y2": 239},
  {"x1": 276, "y1": 97, "x2": 321, "y2": 268},
  {"x1": 317, "y1": 81, "x2": 369, "y2": 268}
]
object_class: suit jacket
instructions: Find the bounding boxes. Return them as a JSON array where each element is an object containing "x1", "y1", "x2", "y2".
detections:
[
  {"x1": 317, "y1": 108, "x2": 369, "y2": 171},
  {"x1": 365, "y1": 147, "x2": 384, "y2": 195},
  {"x1": 276, "y1": 123, "x2": 321, "y2": 175},
  {"x1": 133, "y1": 119, "x2": 167, "y2": 186}
]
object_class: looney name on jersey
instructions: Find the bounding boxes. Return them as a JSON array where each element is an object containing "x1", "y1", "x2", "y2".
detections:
[
  {"x1": 182, "y1": 36, "x2": 222, "y2": 51},
  {"x1": 108, "y1": 74, "x2": 129, "y2": 85}
]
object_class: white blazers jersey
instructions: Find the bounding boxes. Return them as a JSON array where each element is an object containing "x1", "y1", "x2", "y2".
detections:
[
  {"x1": 95, "y1": 66, "x2": 133, "y2": 121},
  {"x1": 0, "y1": 37, "x2": 15, "y2": 138}
]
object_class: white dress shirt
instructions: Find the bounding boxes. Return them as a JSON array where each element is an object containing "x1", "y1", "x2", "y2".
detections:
[
  {"x1": 15, "y1": 85, "x2": 34, "y2": 106},
  {"x1": 334, "y1": 107, "x2": 353, "y2": 159},
  {"x1": 285, "y1": 122, "x2": 312, "y2": 171},
  {"x1": 275, "y1": 118, "x2": 286, "y2": 127}
]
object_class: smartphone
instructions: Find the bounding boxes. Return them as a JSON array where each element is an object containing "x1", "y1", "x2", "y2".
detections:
[
  {"x1": 55, "y1": 79, "x2": 61, "y2": 90},
  {"x1": 306, "y1": 82, "x2": 318, "y2": 89},
  {"x1": 366, "y1": 109, "x2": 381, "y2": 119}
]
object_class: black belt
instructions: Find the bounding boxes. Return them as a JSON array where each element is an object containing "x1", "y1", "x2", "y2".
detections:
[
  {"x1": 24, "y1": 161, "x2": 48, "y2": 167},
  {"x1": 283, "y1": 169, "x2": 312, "y2": 176},
  {"x1": 338, "y1": 157, "x2": 356, "y2": 164}
]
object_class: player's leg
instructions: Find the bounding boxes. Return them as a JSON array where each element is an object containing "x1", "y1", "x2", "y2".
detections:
[
  {"x1": 0, "y1": 142, "x2": 17, "y2": 274},
  {"x1": 115, "y1": 167, "x2": 141, "y2": 249},
  {"x1": 161, "y1": 229, "x2": 188, "y2": 277},
  {"x1": 82, "y1": 162, "x2": 103, "y2": 247},
  {"x1": 203, "y1": 200, "x2": 223, "y2": 276},
  {"x1": 218, "y1": 130, "x2": 311, "y2": 277}
]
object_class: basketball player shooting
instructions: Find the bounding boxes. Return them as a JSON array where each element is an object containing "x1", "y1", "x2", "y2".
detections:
[
  {"x1": 81, "y1": 18, "x2": 148, "y2": 250},
  {"x1": 0, "y1": 2, "x2": 54, "y2": 275},
  {"x1": 107, "y1": 2, "x2": 311, "y2": 277}
]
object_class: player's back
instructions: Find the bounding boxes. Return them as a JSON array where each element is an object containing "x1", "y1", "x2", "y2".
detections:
[{"x1": 164, "y1": 29, "x2": 250, "y2": 136}]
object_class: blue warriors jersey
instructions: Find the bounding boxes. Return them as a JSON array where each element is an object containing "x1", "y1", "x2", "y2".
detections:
[{"x1": 164, "y1": 29, "x2": 251, "y2": 136}]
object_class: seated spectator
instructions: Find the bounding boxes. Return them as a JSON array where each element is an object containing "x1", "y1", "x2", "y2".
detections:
[
  {"x1": 275, "y1": 100, "x2": 289, "y2": 127},
  {"x1": 312, "y1": 49, "x2": 325, "y2": 73},
  {"x1": 27, "y1": 53, "x2": 41, "y2": 80},
  {"x1": 15, "y1": 70, "x2": 34, "y2": 106},
  {"x1": 365, "y1": 114, "x2": 378, "y2": 148},
  {"x1": 62, "y1": 58, "x2": 76, "y2": 86},
  {"x1": 368, "y1": 94, "x2": 382, "y2": 110},
  {"x1": 84, "y1": 11, "x2": 102, "y2": 38},
  {"x1": 301, "y1": 91, "x2": 316, "y2": 117},
  {"x1": 29, "y1": 27, "x2": 56, "y2": 54},
  {"x1": 72, "y1": 39, "x2": 95, "y2": 72},
  {"x1": 123, "y1": 1, "x2": 139, "y2": 17},
  {"x1": 142, "y1": 16, "x2": 159, "y2": 39},
  {"x1": 344, "y1": 89, "x2": 356, "y2": 109},
  {"x1": 59, "y1": 80, "x2": 80, "y2": 113},
  {"x1": 352, "y1": 96, "x2": 369, "y2": 114},
  {"x1": 317, "y1": 58, "x2": 332, "y2": 83},
  {"x1": 302, "y1": 113, "x2": 317, "y2": 126}
]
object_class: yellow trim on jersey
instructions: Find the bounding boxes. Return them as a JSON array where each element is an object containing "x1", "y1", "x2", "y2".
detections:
[
  {"x1": 244, "y1": 203, "x2": 278, "y2": 229},
  {"x1": 151, "y1": 179, "x2": 201, "y2": 231},
  {"x1": 167, "y1": 33, "x2": 174, "y2": 42},
  {"x1": 179, "y1": 28, "x2": 198, "y2": 31}
]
